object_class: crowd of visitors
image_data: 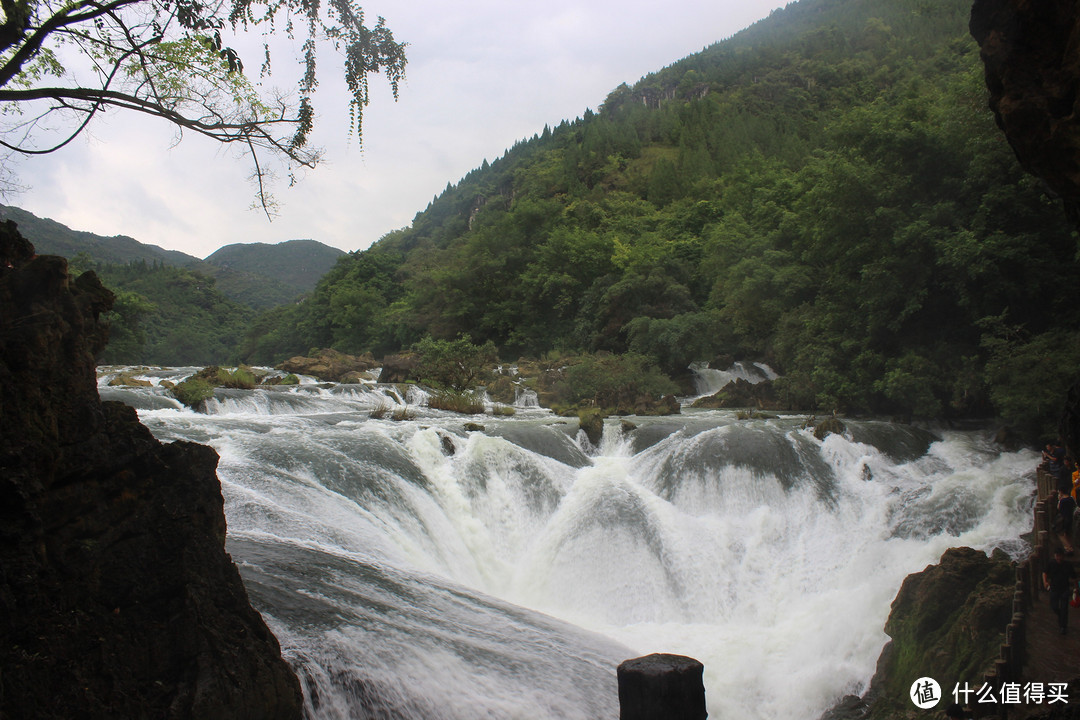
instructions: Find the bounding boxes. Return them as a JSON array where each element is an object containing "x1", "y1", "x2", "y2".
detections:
[{"x1": 1039, "y1": 440, "x2": 1080, "y2": 636}]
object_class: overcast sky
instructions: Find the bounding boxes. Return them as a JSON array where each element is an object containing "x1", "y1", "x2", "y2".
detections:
[{"x1": 7, "y1": 0, "x2": 786, "y2": 259}]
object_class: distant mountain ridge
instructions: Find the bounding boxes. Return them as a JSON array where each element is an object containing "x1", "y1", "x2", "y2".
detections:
[
  {"x1": 0, "y1": 204, "x2": 201, "y2": 267},
  {"x1": 206, "y1": 239, "x2": 345, "y2": 296},
  {"x1": 0, "y1": 205, "x2": 345, "y2": 308}
]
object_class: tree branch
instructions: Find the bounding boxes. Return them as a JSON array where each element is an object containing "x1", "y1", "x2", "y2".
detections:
[{"x1": 0, "y1": 0, "x2": 145, "y2": 86}]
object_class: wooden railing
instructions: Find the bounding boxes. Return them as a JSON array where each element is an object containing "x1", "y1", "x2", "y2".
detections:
[{"x1": 973, "y1": 467, "x2": 1057, "y2": 718}]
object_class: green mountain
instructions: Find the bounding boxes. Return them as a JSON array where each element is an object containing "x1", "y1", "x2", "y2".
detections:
[
  {"x1": 240, "y1": 0, "x2": 1080, "y2": 436},
  {"x1": 0, "y1": 205, "x2": 345, "y2": 364},
  {"x1": 204, "y1": 239, "x2": 345, "y2": 305},
  {"x1": 1, "y1": 204, "x2": 344, "y2": 309}
]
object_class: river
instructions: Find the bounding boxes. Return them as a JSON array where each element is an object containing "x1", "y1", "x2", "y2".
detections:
[{"x1": 99, "y1": 367, "x2": 1036, "y2": 719}]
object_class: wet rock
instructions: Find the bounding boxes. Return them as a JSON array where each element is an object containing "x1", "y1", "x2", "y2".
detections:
[
  {"x1": 692, "y1": 377, "x2": 780, "y2": 410},
  {"x1": 107, "y1": 372, "x2": 152, "y2": 387},
  {"x1": 486, "y1": 374, "x2": 517, "y2": 404},
  {"x1": 378, "y1": 352, "x2": 421, "y2": 384},
  {"x1": 278, "y1": 348, "x2": 376, "y2": 382},
  {"x1": 579, "y1": 410, "x2": 605, "y2": 446},
  {"x1": 814, "y1": 416, "x2": 847, "y2": 440},
  {"x1": 860, "y1": 547, "x2": 1014, "y2": 719}
]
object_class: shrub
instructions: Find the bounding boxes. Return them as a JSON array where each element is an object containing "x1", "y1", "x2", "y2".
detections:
[
  {"x1": 549, "y1": 352, "x2": 678, "y2": 413},
  {"x1": 429, "y1": 390, "x2": 485, "y2": 414},
  {"x1": 412, "y1": 335, "x2": 497, "y2": 391}
]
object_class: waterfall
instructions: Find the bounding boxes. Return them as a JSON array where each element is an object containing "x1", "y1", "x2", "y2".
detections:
[
  {"x1": 689, "y1": 360, "x2": 780, "y2": 397},
  {"x1": 104, "y1": 369, "x2": 1036, "y2": 720}
]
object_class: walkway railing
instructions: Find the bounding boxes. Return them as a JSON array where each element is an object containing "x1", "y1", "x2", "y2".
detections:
[{"x1": 974, "y1": 467, "x2": 1057, "y2": 718}]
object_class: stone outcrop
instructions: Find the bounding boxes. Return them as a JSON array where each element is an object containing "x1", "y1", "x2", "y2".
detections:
[
  {"x1": 377, "y1": 352, "x2": 421, "y2": 384},
  {"x1": 970, "y1": 0, "x2": 1080, "y2": 226},
  {"x1": 813, "y1": 416, "x2": 847, "y2": 441},
  {"x1": 860, "y1": 547, "x2": 1015, "y2": 719},
  {"x1": 277, "y1": 347, "x2": 377, "y2": 382},
  {"x1": 0, "y1": 220, "x2": 302, "y2": 719},
  {"x1": 691, "y1": 377, "x2": 780, "y2": 410}
]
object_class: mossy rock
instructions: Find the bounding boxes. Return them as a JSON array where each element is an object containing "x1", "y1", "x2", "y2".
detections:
[
  {"x1": 171, "y1": 377, "x2": 215, "y2": 410},
  {"x1": 486, "y1": 375, "x2": 517, "y2": 404},
  {"x1": 261, "y1": 373, "x2": 300, "y2": 386},
  {"x1": 863, "y1": 547, "x2": 1014, "y2": 719},
  {"x1": 578, "y1": 410, "x2": 606, "y2": 446},
  {"x1": 813, "y1": 417, "x2": 847, "y2": 440},
  {"x1": 108, "y1": 373, "x2": 152, "y2": 387}
]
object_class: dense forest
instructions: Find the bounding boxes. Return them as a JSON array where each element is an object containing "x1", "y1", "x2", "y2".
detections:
[
  {"x1": 0, "y1": 206, "x2": 343, "y2": 365},
  {"x1": 232, "y1": 0, "x2": 1080, "y2": 436},
  {"x1": 71, "y1": 257, "x2": 256, "y2": 366}
]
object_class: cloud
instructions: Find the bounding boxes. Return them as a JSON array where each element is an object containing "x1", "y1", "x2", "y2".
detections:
[{"x1": 7, "y1": 0, "x2": 784, "y2": 257}]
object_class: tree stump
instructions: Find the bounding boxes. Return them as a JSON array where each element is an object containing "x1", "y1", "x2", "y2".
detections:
[{"x1": 617, "y1": 653, "x2": 707, "y2": 719}]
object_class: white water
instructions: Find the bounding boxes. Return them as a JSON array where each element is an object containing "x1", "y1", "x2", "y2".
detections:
[
  {"x1": 689, "y1": 360, "x2": 780, "y2": 397},
  {"x1": 99, "y1": 370, "x2": 1037, "y2": 720}
]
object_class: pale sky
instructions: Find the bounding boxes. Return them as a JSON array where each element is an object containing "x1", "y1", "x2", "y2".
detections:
[{"x1": 6, "y1": 0, "x2": 786, "y2": 258}]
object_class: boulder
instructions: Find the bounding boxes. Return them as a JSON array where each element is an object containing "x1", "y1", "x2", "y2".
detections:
[
  {"x1": 814, "y1": 416, "x2": 847, "y2": 441},
  {"x1": 579, "y1": 410, "x2": 605, "y2": 446},
  {"x1": 486, "y1": 374, "x2": 517, "y2": 404},
  {"x1": 277, "y1": 348, "x2": 376, "y2": 382},
  {"x1": 692, "y1": 378, "x2": 780, "y2": 410},
  {"x1": 859, "y1": 547, "x2": 1014, "y2": 719},
  {"x1": 108, "y1": 372, "x2": 152, "y2": 387},
  {"x1": 378, "y1": 352, "x2": 421, "y2": 384},
  {"x1": 630, "y1": 393, "x2": 682, "y2": 416},
  {"x1": 0, "y1": 221, "x2": 302, "y2": 719}
]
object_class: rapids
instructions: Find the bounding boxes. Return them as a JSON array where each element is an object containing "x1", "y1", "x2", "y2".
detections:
[{"x1": 99, "y1": 367, "x2": 1036, "y2": 720}]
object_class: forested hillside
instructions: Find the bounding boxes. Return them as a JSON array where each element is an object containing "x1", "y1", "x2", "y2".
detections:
[
  {"x1": 0, "y1": 205, "x2": 201, "y2": 267},
  {"x1": 245, "y1": 0, "x2": 1073, "y2": 434},
  {"x1": 73, "y1": 258, "x2": 255, "y2": 366},
  {"x1": 1, "y1": 206, "x2": 348, "y2": 364},
  {"x1": 204, "y1": 240, "x2": 345, "y2": 305}
]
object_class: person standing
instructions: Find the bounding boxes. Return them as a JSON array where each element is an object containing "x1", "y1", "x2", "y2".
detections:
[
  {"x1": 1059, "y1": 491, "x2": 1078, "y2": 554},
  {"x1": 1043, "y1": 547, "x2": 1076, "y2": 635}
]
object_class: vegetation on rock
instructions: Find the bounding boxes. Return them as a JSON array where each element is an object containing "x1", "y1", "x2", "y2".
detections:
[
  {"x1": 412, "y1": 335, "x2": 497, "y2": 392},
  {"x1": 171, "y1": 366, "x2": 259, "y2": 408},
  {"x1": 428, "y1": 390, "x2": 486, "y2": 415},
  {"x1": 863, "y1": 547, "x2": 1014, "y2": 719}
]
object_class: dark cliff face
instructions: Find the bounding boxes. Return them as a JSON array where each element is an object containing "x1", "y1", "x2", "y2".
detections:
[
  {"x1": 970, "y1": 0, "x2": 1080, "y2": 226},
  {"x1": 0, "y1": 219, "x2": 302, "y2": 719},
  {"x1": 969, "y1": 0, "x2": 1080, "y2": 452}
]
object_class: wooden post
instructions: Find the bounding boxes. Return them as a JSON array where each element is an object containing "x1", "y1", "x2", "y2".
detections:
[{"x1": 617, "y1": 654, "x2": 707, "y2": 720}]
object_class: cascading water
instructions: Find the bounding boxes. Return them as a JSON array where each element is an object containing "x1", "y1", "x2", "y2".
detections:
[
  {"x1": 689, "y1": 360, "x2": 780, "y2": 397},
  {"x1": 99, "y1": 369, "x2": 1037, "y2": 720}
]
